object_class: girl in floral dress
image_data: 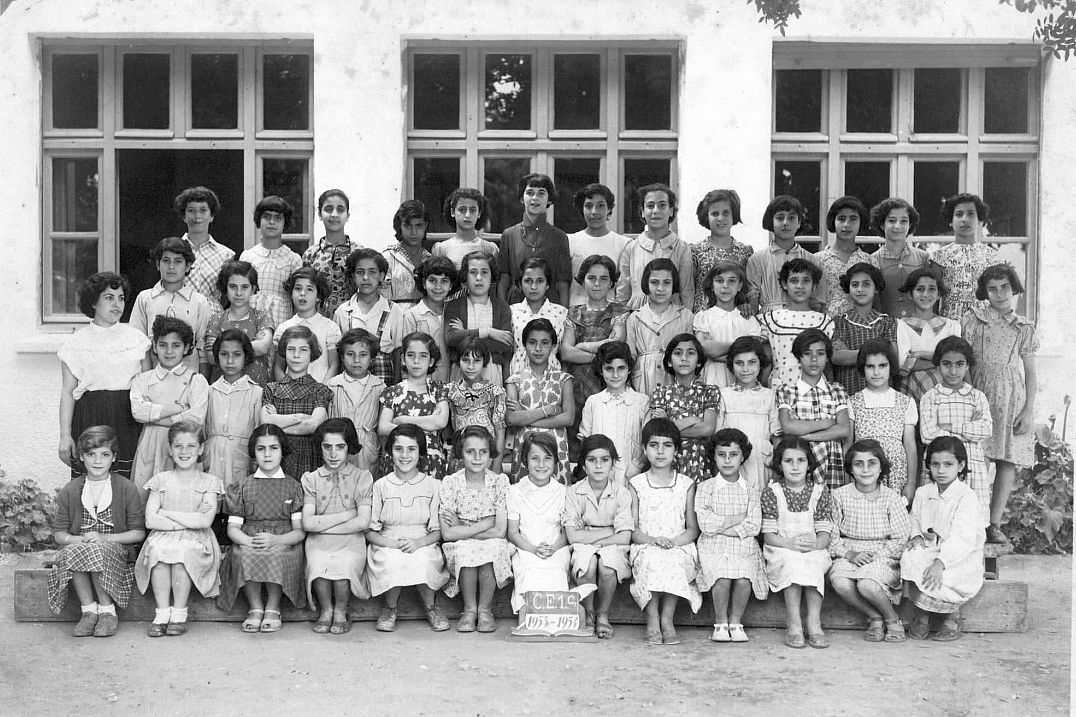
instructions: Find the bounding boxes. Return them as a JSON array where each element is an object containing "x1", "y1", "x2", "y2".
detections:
[
  {"x1": 377, "y1": 332, "x2": 450, "y2": 480},
  {"x1": 446, "y1": 337, "x2": 507, "y2": 468},
  {"x1": 757, "y1": 258, "x2": 834, "y2": 391},
  {"x1": 204, "y1": 260, "x2": 276, "y2": 386},
  {"x1": 931, "y1": 193, "x2": 1000, "y2": 321},
  {"x1": 508, "y1": 257, "x2": 568, "y2": 376},
  {"x1": 895, "y1": 269, "x2": 962, "y2": 403},
  {"x1": 719, "y1": 336, "x2": 781, "y2": 489},
  {"x1": 624, "y1": 258, "x2": 694, "y2": 396},
  {"x1": 303, "y1": 189, "x2": 362, "y2": 318},
  {"x1": 506, "y1": 318, "x2": 574, "y2": 484},
  {"x1": 649, "y1": 334, "x2": 720, "y2": 484},
  {"x1": 690, "y1": 189, "x2": 754, "y2": 312}
]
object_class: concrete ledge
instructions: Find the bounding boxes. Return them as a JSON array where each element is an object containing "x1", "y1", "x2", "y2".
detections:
[{"x1": 15, "y1": 568, "x2": 1027, "y2": 632}]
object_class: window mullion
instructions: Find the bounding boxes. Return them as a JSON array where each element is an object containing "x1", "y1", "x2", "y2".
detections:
[
  {"x1": 173, "y1": 47, "x2": 187, "y2": 135},
  {"x1": 101, "y1": 46, "x2": 117, "y2": 272},
  {"x1": 243, "y1": 45, "x2": 258, "y2": 250},
  {"x1": 966, "y1": 67, "x2": 983, "y2": 192},
  {"x1": 534, "y1": 48, "x2": 550, "y2": 139},
  {"x1": 465, "y1": 46, "x2": 480, "y2": 187},
  {"x1": 824, "y1": 70, "x2": 843, "y2": 245},
  {"x1": 606, "y1": 50, "x2": 621, "y2": 233}
]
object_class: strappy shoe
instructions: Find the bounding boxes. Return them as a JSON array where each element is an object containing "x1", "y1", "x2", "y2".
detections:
[
  {"x1": 259, "y1": 609, "x2": 281, "y2": 633},
  {"x1": 728, "y1": 624, "x2": 749, "y2": 643},
  {"x1": 710, "y1": 623, "x2": 731, "y2": 642},
  {"x1": 242, "y1": 609, "x2": 264, "y2": 633},
  {"x1": 884, "y1": 620, "x2": 907, "y2": 643},
  {"x1": 864, "y1": 618, "x2": 886, "y2": 642},
  {"x1": 933, "y1": 621, "x2": 962, "y2": 642}
]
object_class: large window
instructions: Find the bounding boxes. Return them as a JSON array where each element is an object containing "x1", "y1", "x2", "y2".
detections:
[
  {"x1": 43, "y1": 42, "x2": 314, "y2": 322},
  {"x1": 405, "y1": 44, "x2": 679, "y2": 237},
  {"x1": 771, "y1": 42, "x2": 1040, "y2": 315}
]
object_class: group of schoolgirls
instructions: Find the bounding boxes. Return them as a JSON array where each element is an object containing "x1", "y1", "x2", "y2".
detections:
[{"x1": 49, "y1": 177, "x2": 1035, "y2": 650}]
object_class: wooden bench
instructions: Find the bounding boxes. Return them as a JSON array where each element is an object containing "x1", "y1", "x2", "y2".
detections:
[
  {"x1": 14, "y1": 567, "x2": 1027, "y2": 632},
  {"x1": 984, "y1": 542, "x2": 1014, "y2": 580}
]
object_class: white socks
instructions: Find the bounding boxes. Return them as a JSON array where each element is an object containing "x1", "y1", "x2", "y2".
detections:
[
  {"x1": 98, "y1": 604, "x2": 116, "y2": 616},
  {"x1": 80, "y1": 602, "x2": 99, "y2": 614},
  {"x1": 153, "y1": 608, "x2": 171, "y2": 625},
  {"x1": 171, "y1": 607, "x2": 189, "y2": 623}
]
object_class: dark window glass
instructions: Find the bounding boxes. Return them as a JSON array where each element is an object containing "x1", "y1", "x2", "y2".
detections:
[
  {"x1": 483, "y1": 157, "x2": 531, "y2": 233},
  {"x1": 844, "y1": 161, "x2": 891, "y2": 221},
  {"x1": 52, "y1": 158, "x2": 98, "y2": 232},
  {"x1": 52, "y1": 54, "x2": 98, "y2": 129},
  {"x1": 912, "y1": 161, "x2": 960, "y2": 235},
  {"x1": 984, "y1": 67, "x2": 1030, "y2": 134},
  {"x1": 122, "y1": 53, "x2": 170, "y2": 129},
  {"x1": 191, "y1": 54, "x2": 238, "y2": 130},
  {"x1": 622, "y1": 158, "x2": 671, "y2": 234},
  {"x1": 983, "y1": 162, "x2": 1028, "y2": 236},
  {"x1": 263, "y1": 158, "x2": 308, "y2": 249},
  {"x1": 413, "y1": 157, "x2": 461, "y2": 234},
  {"x1": 552, "y1": 157, "x2": 601, "y2": 233},
  {"x1": 913, "y1": 68, "x2": 961, "y2": 134},
  {"x1": 263, "y1": 54, "x2": 310, "y2": 131},
  {"x1": 52, "y1": 240, "x2": 98, "y2": 314},
  {"x1": 775, "y1": 70, "x2": 822, "y2": 133},
  {"x1": 773, "y1": 160, "x2": 821, "y2": 236},
  {"x1": 846, "y1": 69, "x2": 893, "y2": 133},
  {"x1": 624, "y1": 55, "x2": 672, "y2": 130},
  {"x1": 413, "y1": 54, "x2": 461, "y2": 131},
  {"x1": 485, "y1": 54, "x2": 532, "y2": 131},
  {"x1": 554, "y1": 54, "x2": 601, "y2": 130}
]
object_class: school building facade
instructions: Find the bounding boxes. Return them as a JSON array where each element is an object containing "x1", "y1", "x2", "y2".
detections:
[{"x1": 1, "y1": 0, "x2": 1073, "y2": 488}]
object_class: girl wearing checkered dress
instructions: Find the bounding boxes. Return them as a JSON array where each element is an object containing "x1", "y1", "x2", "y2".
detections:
[
  {"x1": 49, "y1": 426, "x2": 146, "y2": 638},
  {"x1": 334, "y1": 248, "x2": 407, "y2": 385},
  {"x1": 828, "y1": 440, "x2": 912, "y2": 644},
  {"x1": 829, "y1": 263, "x2": 897, "y2": 396},
  {"x1": 775, "y1": 329, "x2": 851, "y2": 489}
]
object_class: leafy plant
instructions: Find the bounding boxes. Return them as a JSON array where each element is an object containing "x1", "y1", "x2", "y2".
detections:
[
  {"x1": 1001, "y1": 412, "x2": 1074, "y2": 554},
  {"x1": 749, "y1": 0, "x2": 801, "y2": 35},
  {"x1": 0, "y1": 475, "x2": 56, "y2": 552},
  {"x1": 1002, "y1": 0, "x2": 1076, "y2": 60}
]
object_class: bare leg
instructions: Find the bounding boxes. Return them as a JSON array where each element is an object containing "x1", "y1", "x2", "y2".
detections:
[
  {"x1": 458, "y1": 567, "x2": 478, "y2": 613},
  {"x1": 70, "y1": 571, "x2": 96, "y2": 606},
  {"x1": 149, "y1": 563, "x2": 172, "y2": 609},
  {"x1": 170, "y1": 564, "x2": 192, "y2": 609},
  {"x1": 857, "y1": 579, "x2": 900, "y2": 622},
  {"x1": 659, "y1": 592, "x2": 680, "y2": 640},
  {"x1": 831, "y1": 576, "x2": 881, "y2": 620},
  {"x1": 264, "y1": 583, "x2": 283, "y2": 613},
  {"x1": 991, "y1": 460, "x2": 1016, "y2": 526},
  {"x1": 383, "y1": 586, "x2": 402, "y2": 610},
  {"x1": 331, "y1": 579, "x2": 351, "y2": 621},
  {"x1": 577, "y1": 556, "x2": 598, "y2": 618},
  {"x1": 782, "y1": 585, "x2": 803, "y2": 635},
  {"x1": 711, "y1": 578, "x2": 732, "y2": 625},
  {"x1": 242, "y1": 581, "x2": 265, "y2": 611},
  {"x1": 477, "y1": 564, "x2": 496, "y2": 612},
  {"x1": 728, "y1": 578, "x2": 753, "y2": 625},
  {"x1": 595, "y1": 563, "x2": 618, "y2": 617},
  {"x1": 312, "y1": 578, "x2": 333, "y2": 622},
  {"x1": 804, "y1": 587, "x2": 825, "y2": 636},
  {"x1": 414, "y1": 584, "x2": 435, "y2": 609},
  {"x1": 643, "y1": 594, "x2": 661, "y2": 639}
]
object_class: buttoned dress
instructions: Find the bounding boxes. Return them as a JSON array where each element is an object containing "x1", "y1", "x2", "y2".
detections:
[
  {"x1": 129, "y1": 364, "x2": 210, "y2": 490},
  {"x1": 130, "y1": 282, "x2": 213, "y2": 372},
  {"x1": 301, "y1": 464, "x2": 374, "y2": 604},
  {"x1": 203, "y1": 375, "x2": 263, "y2": 489},
  {"x1": 366, "y1": 472, "x2": 449, "y2": 596},
  {"x1": 718, "y1": 384, "x2": 781, "y2": 489},
  {"x1": 580, "y1": 388, "x2": 651, "y2": 486},
  {"x1": 775, "y1": 377, "x2": 850, "y2": 489},
  {"x1": 828, "y1": 483, "x2": 911, "y2": 603},
  {"x1": 745, "y1": 242, "x2": 825, "y2": 312},
  {"x1": 757, "y1": 308, "x2": 834, "y2": 391},
  {"x1": 867, "y1": 243, "x2": 933, "y2": 319},
  {"x1": 326, "y1": 372, "x2": 386, "y2": 473},
  {"x1": 919, "y1": 383, "x2": 994, "y2": 519},
  {"x1": 561, "y1": 478, "x2": 634, "y2": 581},
  {"x1": 625, "y1": 302, "x2": 694, "y2": 396},
  {"x1": 615, "y1": 231, "x2": 694, "y2": 310}
]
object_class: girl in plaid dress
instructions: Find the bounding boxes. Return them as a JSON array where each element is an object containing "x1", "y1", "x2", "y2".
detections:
[
  {"x1": 49, "y1": 426, "x2": 146, "y2": 637},
  {"x1": 775, "y1": 330, "x2": 851, "y2": 489},
  {"x1": 260, "y1": 326, "x2": 332, "y2": 478},
  {"x1": 446, "y1": 337, "x2": 507, "y2": 469},
  {"x1": 830, "y1": 263, "x2": 897, "y2": 395},
  {"x1": 828, "y1": 440, "x2": 912, "y2": 643},
  {"x1": 695, "y1": 429, "x2": 767, "y2": 644},
  {"x1": 650, "y1": 334, "x2": 720, "y2": 484},
  {"x1": 218, "y1": 426, "x2": 307, "y2": 632}
]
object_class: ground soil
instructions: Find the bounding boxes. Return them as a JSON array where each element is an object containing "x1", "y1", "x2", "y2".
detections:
[{"x1": 0, "y1": 554, "x2": 1069, "y2": 716}]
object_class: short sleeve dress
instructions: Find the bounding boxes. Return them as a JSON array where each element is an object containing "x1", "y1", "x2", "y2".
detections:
[
  {"x1": 828, "y1": 483, "x2": 911, "y2": 604},
  {"x1": 134, "y1": 471, "x2": 224, "y2": 598},
  {"x1": 203, "y1": 376, "x2": 263, "y2": 490},
  {"x1": 366, "y1": 472, "x2": 450, "y2": 596},
  {"x1": 562, "y1": 301, "x2": 632, "y2": 411},
  {"x1": 628, "y1": 473, "x2": 702, "y2": 612},
  {"x1": 506, "y1": 367, "x2": 573, "y2": 484},
  {"x1": 438, "y1": 469, "x2": 513, "y2": 597},
  {"x1": 831, "y1": 309, "x2": 897, "y2": 395},
  {"x1": 649, "y1": 381, "x2": 722, "y2": 483},
  {"x1": 896, "y1": 315, "x2": 962, "y2": 402},
  {"x1": 775, "y1": 378, "x2": 851, "y2": 489},
  {"x1": 692, "y1": 307, "x2": 762, "y2": 386},
  {"x1": 204, "y1": 308, "x2": 276, "y2": 386},
  {"x1": 378, "y1": 378, "x2": 449, "y2": 480},
  {"x1": 506, "y1": 478, "x2": 571, "y2": 612},
  {"x1": 690, "y1": 239, "x2": 754, "y2": 313},
  {"x1": 561, "y1": 478, "x2": 634, "y2": 581},
  {"x1": 302, "y1": 236, "x2": 364, "y2": 318},
  {"x1": 301, "y1": 464, "x2": 374, "y2": 604},
  {"x1": 262, "y1": 374, "x2": 333, "y2": 478},
  {"x1": 849, "y1": 388, "x2": 917, "y2": 496},
  {"x1": 694, "y1": 475, "x2": 767, "y2": 599},
  {"x1": 718, "y1": 384, "x2": 781, "y2": 489},
  {"x1": 931, "y1": 242, "x2": 1000, "y2": 321},
  {"x1": 625, "y1": 303, "x2": 695, "y2": 396},
  {"x1": 757, "y1": 309, "x2": 835, "y2": 390},
  {"x1": 509, "y1": 299, "x2": 568, "y2": 376},
  {"x1": 760, "y1": 482, "x2": 833, "y2": 594},
  {"x1": 216, "y1": 470, "x2": 306, "y2": 610}
]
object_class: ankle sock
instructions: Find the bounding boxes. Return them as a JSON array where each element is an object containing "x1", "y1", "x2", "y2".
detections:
[
  {"x1": 80, "y1": 602, "x2": 99, "y2": 614},
  {"x1": 153, "y1": 608, "x2": 171, "y2": 625},
  {"x1": 171, "y1": 607, "x2": 189, "y2": 623},
  {"x1": 98, "y1": 604, "x2": 116, "y2": 616}
]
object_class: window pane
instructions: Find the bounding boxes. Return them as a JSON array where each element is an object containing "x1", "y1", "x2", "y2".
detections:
[
  {"x1": 624, "y1": 55, "x2": 672, "y2": 131},
  {"x1": 263, "y1": 54, "x2": 310, "y2": 131},
  {"x1": 552, "y1": 157, "x2": 601, "y2": 234},
  {"x1": 773, "y1": 160, "x2": 821, "y2": 235},
  {"x1": 52, "y1": 240, "x2": 97, "y2": 314},
  {"x1": 984, "y1": 67, "x2": 1030, "y2": 134},
  {"x1": 983, "y1": 162, "x2": 1028, "y2": 236},
  {"x1": 554, "y1": 54, "x2": 601, "y2": 130},
  {"x1": 913, "y1": 68, "x2": 961, "y2": 134},
  {"x1": 263, "y1": 158, "x2": 308, "y2": 234},
  {"x1": 622, "y1": 158, "x2": 671, "y2": 234},
  {"x1": 485, "y1": 54, "x2": 532, "y2": 130},
  {"x1": 413, "y1": 54, "x2": 460, "y2": 131},
  {"x1": 846, "y1": 69, "x2": 892, "y2": 133},
  {"x1": 122, "y1": 53, "x2": 170, "y2": 129},
  {"x1": 52, "y1": 54, "x2": 98, "y2": 129},
  {"x1": 52, "y1": 158, "x2": 98, "y2": 232},
  {"x1": 844, "y1": 161, "x2": 890, "y2": 221},
  {"x1": 912, "y1": 161, "x2": 960, "y2": 235},
  {"x1": 413, "y1": 157, "x2": 461, "y2": 233},
  {"x1": 191, "y1": 54, "x2": 238, "y2": 129},
  {"x1": 775, "y1": 70, "x2": 822, "y2": 133},
  {"x1": 483, "y1": 157, "x2": 531, "y2": 233}
]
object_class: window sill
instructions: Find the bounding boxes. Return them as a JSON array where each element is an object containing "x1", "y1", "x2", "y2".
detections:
[{"x1": 14, "y1": 334, "x2": 70, "y2": 354}]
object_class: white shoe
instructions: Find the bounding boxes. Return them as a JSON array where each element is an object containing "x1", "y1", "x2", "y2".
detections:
[
  {"x1": 710, "y1": 623, "x2": 731, "y2": 642},
  {"x1": 729, "y1": 624, "x2": 749, "y2": 642}
]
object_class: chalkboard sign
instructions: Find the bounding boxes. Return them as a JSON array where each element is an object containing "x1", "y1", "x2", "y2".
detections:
[{"x1": 508, "y1": 588, "x2": 598, "y2": 642}]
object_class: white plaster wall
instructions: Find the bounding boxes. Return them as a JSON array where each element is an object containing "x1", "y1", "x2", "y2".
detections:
[{"x1": 0, "y1": 0, "x2": 1071, "y2": 491}]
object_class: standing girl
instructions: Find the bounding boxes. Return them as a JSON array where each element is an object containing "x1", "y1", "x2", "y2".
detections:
[
  {"x1": 616, "y1": 184, "x2": 694, "y2": 310},
  {"x1": 203, "y1": 330, "x2": 264, "y2": 490},
  {"x1": 49, "y1": 426, "x2": 146, "y2": 637},
  {"x1": 129, "y1": 316, "x2": 210, "y2": 492},
  {"x1": 135, "y1": 422, "x2": 223, "y2": 637},
  {"x1": 204, "y1": 260, "x2": 275, "y2": 386},
  {"x1": 505, "y1": 318, "x2": 574, "y2": 484},
  {"x1": 931, "y1": 194, "x2": 1000, "y2": 321},
  {"x1": 366, "y1": 425, "x2": 451, "y2": 633},
  {"x1": 718, "y1": 337, "x2": 781, "y2": 489},
  {"x1": 439, "y1": 426, "x2": 513, "y2": 633},
  {"x1": 506, "y1": 433, "x2": 571, "y2": 613},
  {"x1": 377, "y1": 332, "x2": 450, "y2": 480},
  {"x1": 562, "y1": 435, "x2": 634, "y2": 639},
  {"x1": 403, "y1": 257, "x2": 458, "y2": 382},
  {"x1": 757, "y1": 258, "x2": 834, "y2": 390},
  {"x1": 828, "y1": 440, "x2": 912, "y2": 643},
  {"x1": 446, "y1": 337, "x2": 507, "y2": 465},
  {"x1": 381, "y1": 199, "x2": 432, "y2": 307},
  {"x1": 302, "y1": 418, "x2": 374, "y2": 635},
  {"x1": 961, "y1": 264, "x2": 1037, "y2": 543},
  {"x1": 848, "y1": 339, "x2": 918, "y2": 504},
  {"x1": 274, "y1": 267, "x2": 340, "y2": 383},
  {"x1": 649, "y1": 334, "x2": 721, "y2": 484},
  {"x1": 629, "y1": 419, "x2": 701, "y2": 645},
  {"x1": 334, "y1": 248, "x2": 406, "y2": 385},
  {"x1": 508, "y1": 257, "x2": 568, "y2": 376},
  {"x1": 690, "y1": 189, "x2": 754, "y2": 312},
  {"x1": 432, "y1": 188, "x2": 500, "y2": 269},
  {"x1": 326, "y1": 328, "x2": 386, "y2": 473},
  {"x1": 58, "y1": 272, "x2": 151, "y2": 479},
  {"x1": 217, "y1": 425, "x2": 306, "y2": 633},
  {"x1": 444, "y1": 250, "x2": 514, "y2": 385},
  {"x1": 830, "y1": 263, "x2": 897, "y2": 395},
  {"x1": 761, "y1": 436, "x2": 834, "y2": 649},
  {"x1": 817, "y1": 196, "x2": 872, "y2": 317},
  {"x1": 895, "y1": 269, "x2": 961, "y2": 403},
  {"x1": 260, "y1": 326, "x2": 332, "y2": 479},
  {"x1": 866, "y1": 197, "x2": 934, "y2": 319},
  {"x1": 695, "y1": 429, "x2": 767, "y2": 644},
  {"x1": 624, "y1": 258, "x2": 694, "y2": 396},
  {"x1": 693, "y1": 260, "x2": 761, "y2": 387},
  {"x1": 901, "y1": 436, "x2": 985, "y2": 642},
  {"x1": 579, "y1": 341, "x2": 651, "y2": 485},
  {"x1": 303, "y1": 189, "x2": 362, "y2": 318},
  {"x1": 240, "y1": 195, "x2": 302, "y2": 326}
]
